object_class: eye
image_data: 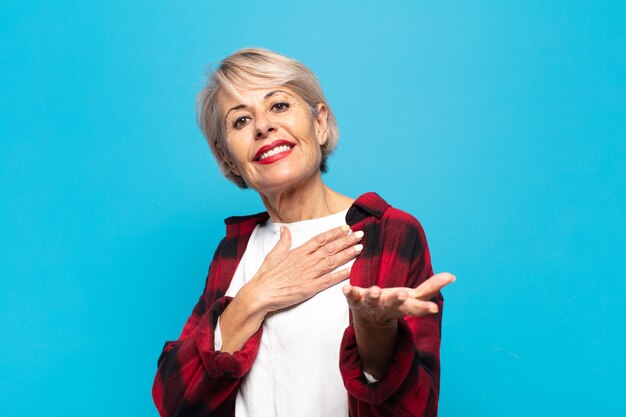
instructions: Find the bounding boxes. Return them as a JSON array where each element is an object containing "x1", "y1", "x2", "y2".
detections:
[
  {"x1": 233, "y1": 116, "x2": 250, "y2": 128},
  {"x1": 271, "y1": 102, "x2": 290, "y2": 112}
]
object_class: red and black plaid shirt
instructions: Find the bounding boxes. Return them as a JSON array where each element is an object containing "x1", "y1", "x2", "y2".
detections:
[{"x1": 153, "y1": 192, "x2": 443, "y2": 417}]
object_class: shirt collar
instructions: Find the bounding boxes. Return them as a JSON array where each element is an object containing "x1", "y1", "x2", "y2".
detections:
[
  {"x1": 223, "y1": 192, "x2": 390, "y2": 236},
  {"x1": 346, "y1": 192, "x2": 390, "y2": 225}
]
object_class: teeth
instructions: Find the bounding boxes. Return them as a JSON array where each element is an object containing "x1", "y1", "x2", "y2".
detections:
[{"x1": 259, "y1": 145, "x2": 291, "y2": 160}]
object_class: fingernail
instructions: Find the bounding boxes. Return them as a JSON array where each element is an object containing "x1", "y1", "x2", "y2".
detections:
[
  {"x1": 354, "y1": 230, "x2": 364, "y2": 239},
  {"x1": 354, "y1": 244, "x2": 363, "y2": 252},
  {"x1": 341, "y1": 225, "x2": 350, "y2": 232}
]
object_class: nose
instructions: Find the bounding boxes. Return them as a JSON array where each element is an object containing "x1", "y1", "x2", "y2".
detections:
[{"x1": 254, "y1": 113, "x2": 276, "y2": 139}]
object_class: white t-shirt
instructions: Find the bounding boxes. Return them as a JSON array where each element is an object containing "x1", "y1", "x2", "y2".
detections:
[{"x1": 215, "y1": 209, "x2": 352, "y2": 417}]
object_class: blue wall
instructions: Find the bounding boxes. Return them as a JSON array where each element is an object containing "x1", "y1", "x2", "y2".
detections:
[{"x1": 1, "y1": 1, "x2": 624, "y2": 415}]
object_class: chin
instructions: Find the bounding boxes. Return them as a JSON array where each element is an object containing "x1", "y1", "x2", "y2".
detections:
[{"x1": 252, "y1": 167, "x2": 320, "y2": 194}]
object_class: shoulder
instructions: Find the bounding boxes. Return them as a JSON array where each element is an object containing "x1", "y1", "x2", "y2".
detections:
[
  {"x1": 379, "y1": 204, "x2": 430, "y2": 261},
  {"x1": 207, "y1": 212, "x2": 267, "y2": 268},
  {"x1": 355, "y1": 194, "x2": 432, "y2": 287},
  {"x1": 382, "y1": 205, "x2": 424, "y2": 229},
  {"x1": 351, "y1": 191, "x2": 430, "y2": 257},
  {"x1": 353, "y1": 192, "x2": 427, "y2": 238}
]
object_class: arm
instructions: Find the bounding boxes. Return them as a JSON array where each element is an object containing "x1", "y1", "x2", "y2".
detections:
[
  {"x1": 153, "y1": 225, "x2": 364, "y2": 416},
  {"x1": 152, "y1": 240, "x2": 264, "y2": 417},
  {"x1": 340, "y1": 209, "x2": 453, "y2": 417}
]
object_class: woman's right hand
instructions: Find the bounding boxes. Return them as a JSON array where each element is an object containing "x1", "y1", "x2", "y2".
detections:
[
  {"x1": 218, "y1": 225, "x2": 363, "y2": 353},
  {"x1": 245, "y1": 224, "x2": 364, "y2": 313}
]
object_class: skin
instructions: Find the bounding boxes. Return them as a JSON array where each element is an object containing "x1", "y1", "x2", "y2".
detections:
[{"x1": 216, "y1": 85, "x2": 455, "y2": 380}]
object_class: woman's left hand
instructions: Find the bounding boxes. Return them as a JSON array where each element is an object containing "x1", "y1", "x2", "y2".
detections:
[
  {"x1": 342, "y1": 272, "x2": 455, "y2": 325},
  {"x1": 342, "y1": 272, "x2": 455, "y2": 379}
]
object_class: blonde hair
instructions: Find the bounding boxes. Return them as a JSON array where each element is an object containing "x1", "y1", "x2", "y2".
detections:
[{"x1": 196, "y1": 48, "x2": 339, "y2": 188}]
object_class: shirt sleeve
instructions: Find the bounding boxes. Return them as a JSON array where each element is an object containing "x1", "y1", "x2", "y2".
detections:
[
  {"x1": 362, "y1": 370, "x2": 379, "y2": 384},
  {"x1": 152, "y1": 294, "x2": 263, "y2": 417},
  {"x1": 340, "y1": 208, "x2": 443, "y2": 417},
  {"x1": 214, "y1": 317, "x2": 223, "y2": 352}
]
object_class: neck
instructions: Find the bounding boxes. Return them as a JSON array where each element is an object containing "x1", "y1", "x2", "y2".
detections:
[{"x1": 259, "y1": 172, "x2": 353, "y2": 223}]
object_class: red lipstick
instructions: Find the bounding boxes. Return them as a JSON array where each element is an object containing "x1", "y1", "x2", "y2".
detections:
[{"x1": 254, "y1": 140, "x2": 295, "y2": 165}]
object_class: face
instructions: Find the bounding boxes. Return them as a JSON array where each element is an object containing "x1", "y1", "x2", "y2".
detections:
[{"x1": 217, "y1": 85, "x2": 328, "y2": 194}]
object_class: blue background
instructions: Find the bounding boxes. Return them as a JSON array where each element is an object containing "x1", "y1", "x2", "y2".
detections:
[{"x1": 1, "y1": 1, "x2": 624, "y2": 416}]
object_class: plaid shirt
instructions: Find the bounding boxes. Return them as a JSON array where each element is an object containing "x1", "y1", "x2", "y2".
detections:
[{"x1": 153, "y1": 192, "x2": 443, "y2": 417}]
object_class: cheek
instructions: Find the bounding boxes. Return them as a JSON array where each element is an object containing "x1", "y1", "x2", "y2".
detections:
[
  {"x1": 300, "y1": 137, "x2": 323, "y2": 164},
  {"x1": 223, "y1": 135, "x2": 248, "y2": 162},
  {"x1": 219, "y1": 145, "x2": 245, "y2": 177},
  {"x1": 289, "y1": 118, "x2": 323, "y2": 149}
]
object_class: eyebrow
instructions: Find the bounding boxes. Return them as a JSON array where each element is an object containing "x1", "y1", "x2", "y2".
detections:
[{"x1": 224, "y1": 89, "x2": 294, "y2": 119}]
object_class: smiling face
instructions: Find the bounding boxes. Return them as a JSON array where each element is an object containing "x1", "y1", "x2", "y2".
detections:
[{"x1": 218, "y1": 86, "x2": 328, "y2": 194}]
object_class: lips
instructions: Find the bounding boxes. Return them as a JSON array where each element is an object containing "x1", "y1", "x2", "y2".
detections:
[{"x1": 254, "y1": 140, "x2": 296, "y2": 162}]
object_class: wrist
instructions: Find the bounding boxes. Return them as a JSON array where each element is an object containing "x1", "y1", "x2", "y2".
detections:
[
  {"x1": 218, "y1": 287, "x2": 266, "y2": 353},
  {"x1": 352, "y1": 317, "x2": 398, "y2": 379},
  {"x1": 353, "y1": 316, "x2": 398, "y2": 342},
  {"x1": 352, "y1": 313, "x2": 398, "y2": 335},
  {"x1": 232, "y1": 284, "x2": 268, "y2": 323}
]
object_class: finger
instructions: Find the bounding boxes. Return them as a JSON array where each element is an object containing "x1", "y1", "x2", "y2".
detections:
[
  {"x1": 300, "y1": 225, "x2": 351, "y2": 254},
  {"x1": 383, "y1": 289, "x2": 410, "y2": 308},
  {"x1": 264, "y1": 226, "x2": 292, "y2": 263},
  {"x1": 412, "y1": 273, "x2": 456, "y2": 300},
  {"x1": 342, "y1": 283, "x2": 363, "y2": 304},
  {"x1": 316, "y1": 266, "x2": 352, "y2": 291},
  {"x1": 316, "y1": 229, "x2": 364, "y2": 258},
  {"x1": 363, "y1": 286, "x2": 382, "y2": 306},
  {"x1": 400, "y1": 298, "x2": 440, "y2": 316},
  {"x1": 356, "y1": 288, "x2": 409, "y2": 312},
  {"x1": 316, "y1": 241, "x2": 363, "y2": 272}
]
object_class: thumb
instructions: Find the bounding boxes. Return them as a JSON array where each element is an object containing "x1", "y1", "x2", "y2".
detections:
[{"x1": 266, "y1": 226, "x2": 292, "y2": 262}]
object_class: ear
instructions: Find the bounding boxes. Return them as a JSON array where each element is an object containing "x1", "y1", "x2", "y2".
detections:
[
  {"x1": 215, "y1": 141, "x2": 241, "y2": 176},
  {"x1": 314, "y1": 103, "x2": 329, "y2": 146}
]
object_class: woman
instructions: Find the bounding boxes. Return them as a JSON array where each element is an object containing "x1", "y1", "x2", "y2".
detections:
[{"x1": 153, "y1": 48, "x2": 455, "y2": 417}]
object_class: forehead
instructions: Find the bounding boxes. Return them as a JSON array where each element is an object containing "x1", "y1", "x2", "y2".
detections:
[{"x1": 217, "y1": 85, "x2": 300, "y2": 110}]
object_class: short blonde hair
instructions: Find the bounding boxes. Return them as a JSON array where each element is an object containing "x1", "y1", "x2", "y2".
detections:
[{"x1": 196, "y1": 48, "x2": 339, "y2": 188}]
